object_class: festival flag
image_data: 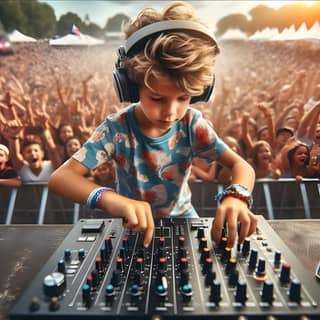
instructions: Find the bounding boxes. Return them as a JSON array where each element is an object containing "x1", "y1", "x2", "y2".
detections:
[{"x1": 71, "y1": 24, "x2": 81, "y2": 36}]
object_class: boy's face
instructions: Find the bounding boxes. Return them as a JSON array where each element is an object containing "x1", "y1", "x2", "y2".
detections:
[
  {"x1": 137, "y1": 76, "x2": 191, "y2": 137},
  {"x1": 0, "y1": 150, "x2": 9, "y2": 170},
  {"x1": 22, "y1": 144, "x2": 44, "y2": 169}
]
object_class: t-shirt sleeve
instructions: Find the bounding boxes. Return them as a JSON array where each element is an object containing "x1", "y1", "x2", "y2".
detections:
[
  {"x1": 189, "y1": 109, "x2": 228, "y2": 161},
  {"x1": 72, "y1": 120, "x2": 114, "y2": 170}
]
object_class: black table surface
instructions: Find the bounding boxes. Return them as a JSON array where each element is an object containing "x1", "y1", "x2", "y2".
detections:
[{"x1": 0, "y1": 219, "x2": 319, "y2": 320}]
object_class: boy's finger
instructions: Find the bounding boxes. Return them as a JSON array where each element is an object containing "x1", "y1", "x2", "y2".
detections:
[{"x1": 143, "y1": 212, "x2": 154, "y2": 248}]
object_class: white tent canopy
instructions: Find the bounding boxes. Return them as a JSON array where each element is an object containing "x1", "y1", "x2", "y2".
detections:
[
  {"x1": 49, "y1": 33, "x2": 104, "y2": 46},
  {"x1": 219, "y1": 29, "x2": 248, "y2": 40},
  {"x1": 8, "y1": 29, "x2": 36, "y2": 42}
]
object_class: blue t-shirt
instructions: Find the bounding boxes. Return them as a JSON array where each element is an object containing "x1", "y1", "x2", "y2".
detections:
[{"x1": 73, "y1": 104, "x2": 228, "y2": 217}]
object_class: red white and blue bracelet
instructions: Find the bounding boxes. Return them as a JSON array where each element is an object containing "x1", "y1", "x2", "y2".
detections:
[
  {"x1": 214, "y1": 184, "x2": 253, "y2": 209},
  {"x1": 87, "y1": 187, "x2": 114, "y2": 209}
]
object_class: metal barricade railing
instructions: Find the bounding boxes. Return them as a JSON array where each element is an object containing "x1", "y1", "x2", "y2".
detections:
[{"x1": 0, "y1": 179, "x2": 319, "y2": 224}]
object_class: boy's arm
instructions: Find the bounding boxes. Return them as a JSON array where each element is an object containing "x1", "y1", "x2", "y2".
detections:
[
  {"x1": 297, "y1": 102, "x2": 320, "y2": 139},
  {"x1": 190, "y1": 162, "x2": 216, "y2": 182},
  {"x1": 48, "y1": 159, "x2": 154, "y2": 247},
  {"x1": 0, "y1": 177, "x2": 22, "y2": 187},
  {"x1": 211, "y1": 149, "x2": 257, "y2": 248}
]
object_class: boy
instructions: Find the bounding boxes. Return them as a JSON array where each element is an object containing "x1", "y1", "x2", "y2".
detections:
[
  {"x1": 0, "y1": 144, "x2": 22, "y2": 187},
  {"x1": 49, "y1": 1, "x2": 257, "y2": 248}
]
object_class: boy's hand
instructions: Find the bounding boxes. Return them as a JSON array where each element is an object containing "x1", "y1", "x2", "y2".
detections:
[
  {"x1": 211, "y1": 197, "x2": 258, "y2": 248},
  {"x1": 100, "y1": 191, "x2": 154, "y2": 248}
]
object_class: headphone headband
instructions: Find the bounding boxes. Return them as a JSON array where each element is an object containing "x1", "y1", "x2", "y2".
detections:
[
  {"x1": 113, "y1": 19, "x2": 218, "y2": 103},
  {"x1": 124, "y1": 20, "x2": 219, "y2": 55}
]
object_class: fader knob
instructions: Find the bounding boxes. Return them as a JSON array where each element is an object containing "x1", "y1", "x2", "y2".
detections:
[
  {"x1": 116, "y1": 257, "x2": 124, "y2": 272},
  {"x1": 218, "y1": 237, "x2": 227, "y2": 252},
  {"x1": 261, "y1": 280, "x2": 274, "y2": 304},
  {"x1": 158, "y1": 257, "x2": 167, "y2": 271},
  {"x1": 105, "y1": 237, "x2": 113, "y2": 253},
  {"x1": 122, "y1": 236, "x2": 129, "y2": 250},
  {"x1": 57, "y1": 259, "x2": 65, "y2": 274},
  {"x1": 178, "y1": 236, "x2": 185, "y2": 248},
  {"x1": 133, "y1": 271, "x2": 144, "y2": 286},
  {"x1": 156, "y1": 284, "x2": 167, "y2": 300},
  {"x1": 248, "y1": 248, "x2": 258, "y2": 270},
  {"x1": 279, "y1": 263, "x2": 291, "y2": 284},
  {"x1": 242, "y1": 239, "x2": 250, "y2": 257},
  {"x1": 226, "y1": 258, "x2": 237, "y2": 275},
  {"x1": 180, "y1": 269, "x2": 189, "y2": 287},
  {"x1": 199, "y1": 237, "x2": 207, "y2": 251},
  {"x1": 91, "y1": 269, "x2": 99, "y2": 288},
  {"x1": 111, "y1": 269, "x2": 121, "y2": 287},
  {"x1": 274, "y1": 250, "x2": 281, "y2": 268},
  {"x1": 200, "y1": 247, "x2": 210, "y2": 264},
  {"x1": 181, "y1": 284, "x2": 192, "y2": 303},
  {"x1": 82, "y1": 284, "x2": 92, "y2": 308},
  {"x1": 137, "y1": 248, "x2": 145, "y2": 259},
  {"x1": 197, "y1": 227, "x2": 205, "y2": 239},
  {"x1": 64, "y1": 248, "x2": 71, "y2": 261},
  {"x1": 159, "y1": 237, "x2": 165, "y2": 248},
  {"x1": 235, "y1": 280, "x2": 247, "y2": 304},
  {"x1": 289, "y1": 279, "x2": 301, "y2": 303},
  {"x1": 130, "y1": 284, "x2": 141, "y2": 301},
  {"x1": 209, "y1": 281, "x2": 221, "y2": 304},
  {"x1": 255, "y1": 257, "x2": 266, "y2": 279},
  {"x1": 221, "y1": 247, "x2": 231, "y2": 263},
  {"x1": 78, "y1": 248, "x2": 85, "y2": 260},
  {"x1": 228, "y1": 269, "x2": 239, "y2": 287},
  {"x1": 202, "y1": 257, "x2": 213, "y2": 274},
  {"x1": 136, "y1": 257, "x2": 144, "y2": 273},
  {"x1": 100, "y1": 247, "x2": 107, "y2": 265},
  {"x1": 205, "y1": 269, "x2": 216, "y2": 287},
  {"x1": 119, "y1": 247, "x2": 126, "y2": 260},
  {"x1": 105, "y1": 284, "x2": 115, "y2": 304},
  {"x1": 178, "y1": 247, "x2": 187, "y2": 259},
  {"x1": 179, "y1": 257, "x2": 188, "y2": 271}
]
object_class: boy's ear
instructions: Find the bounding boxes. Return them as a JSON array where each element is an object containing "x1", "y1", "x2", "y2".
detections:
[{"x1": 112, "y1": 67, "x2": 139, "y2": 103}]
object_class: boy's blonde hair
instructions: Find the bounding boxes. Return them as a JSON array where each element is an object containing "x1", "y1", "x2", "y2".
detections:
[{"x1": 124, "y1": 1, "x2": 219, "y2": 96}]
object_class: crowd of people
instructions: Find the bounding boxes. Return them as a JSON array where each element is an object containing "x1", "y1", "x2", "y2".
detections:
[{"x1": 0, "y1": 38, "x2": 319, "y2": 189}]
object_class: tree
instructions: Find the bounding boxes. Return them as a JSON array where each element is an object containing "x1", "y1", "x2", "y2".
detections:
[
  {"x1": 105, "y1": 13, "x2": 130, "y2": 31},
  {"x1": 20, "y1": 0, "x2": 56, "y2": 38},
  {"x1": 56, "y1": 12, "x2": 84, "y2": 36},
  {"x1": 0, "y1": 0, "x2": 27, "y2": 32},
  {"x1": 216, "y1": 14, "x2": 250, "y2": 37}
]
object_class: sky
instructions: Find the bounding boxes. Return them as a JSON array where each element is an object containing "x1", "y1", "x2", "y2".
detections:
[{"x1": 40, "y1": 0, "x2": 316, "y2": 31}]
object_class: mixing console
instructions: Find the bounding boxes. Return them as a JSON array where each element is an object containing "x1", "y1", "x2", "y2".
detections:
[{"x1": 10, "y1": 216, "x2": 320, "y2": 319}]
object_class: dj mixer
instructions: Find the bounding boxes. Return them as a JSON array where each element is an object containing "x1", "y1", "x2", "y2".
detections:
[{"x1": 9, "y1": 216, "x2": 320, "y2": 319}]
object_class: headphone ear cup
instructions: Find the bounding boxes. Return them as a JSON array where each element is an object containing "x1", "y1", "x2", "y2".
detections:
[
  {"x1": 190, "y1": 76, "x2": 215, "y2": 104},
  {"x1": 112, "y1": 68, "x2": 139, "y2": 103}
]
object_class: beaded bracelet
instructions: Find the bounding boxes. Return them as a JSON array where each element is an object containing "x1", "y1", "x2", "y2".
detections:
[
  {"x1": 214, "y1": 184, "x2": 253, "y2": 209},
  {"x1": 87, "y1": 187, "x2": 114, "y2": 209}
]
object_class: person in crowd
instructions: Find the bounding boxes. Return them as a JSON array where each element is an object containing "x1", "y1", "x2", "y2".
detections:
[
  {"x1": 247, "y1": 140, "x2": 280, "y2": 179},
  {"x1": 189, "y1": 157, "x2": 217, "y2": 182},
  {"x1": 274, "y1": 127, "x2": 295, "y2": 157},
  {"x1": 216, "y1": 136, "x2": 243, "y2": 184},
  {"x1": 0, "y1": 143, "x2": 22, "y2": 187},
  {"x1": 279, "y1": 140, "x2": 316, "y2": 180},
  {"x1": 57, "y1": 123, "x2": 75, "y2": 159},
  {"x1": 64, "y1": 136, "x2": 82, "y2": 161},
  {"x1": 49, "y1": 1, "x2": 257, "y2": 249},
  {"x1": 90, "y1": 160, "x2": 116, "y2": 188},
  {"x1": 3, "y1": 118, "x2": 62, "y2": 183}
]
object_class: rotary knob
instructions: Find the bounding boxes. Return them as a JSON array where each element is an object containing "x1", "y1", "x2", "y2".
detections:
[{"x1": 43, "y1": 272, "x2": 66, "y2": 297}]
